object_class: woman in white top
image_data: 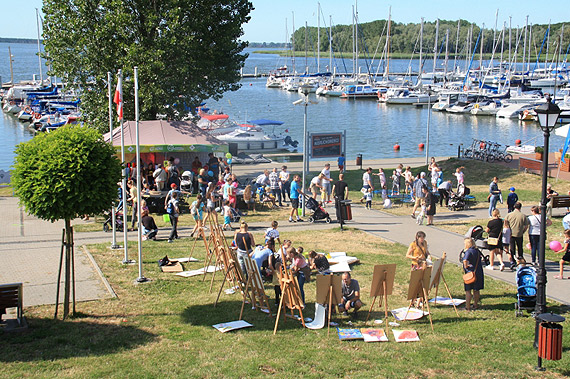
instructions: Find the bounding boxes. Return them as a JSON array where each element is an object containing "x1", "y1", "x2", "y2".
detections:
[{"x1": 528, "y1": 206, "x2": 551, "y2": 265}]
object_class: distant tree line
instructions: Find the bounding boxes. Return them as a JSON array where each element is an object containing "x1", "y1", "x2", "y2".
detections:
[
  {"x1": 249, "y1": 42, "x2": 289, "y2": 48},
  {"x1": 291, "y1": 19, "x2": 570, "y2": 61},
  {"x1": 0, "y1": 37, "x2": 40, "y2": 44}
]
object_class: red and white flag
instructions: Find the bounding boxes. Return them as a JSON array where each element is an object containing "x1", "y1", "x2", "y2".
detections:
[{"x1": 113, "y1": 72, "x2": 123, "y2": 120}]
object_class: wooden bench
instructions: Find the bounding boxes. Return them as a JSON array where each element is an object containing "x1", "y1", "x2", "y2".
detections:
[
  {"x1": 519, "y1": 157, "x2": 543, "y2": 172},
  {"x1": 551, "y1": 195, "x2": 570, "y2": 209},
  {"x1": 0, "y1": 283, "x2": 26, "y2": 329}
]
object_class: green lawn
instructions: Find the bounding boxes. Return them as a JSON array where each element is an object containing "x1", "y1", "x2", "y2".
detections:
[{"x1": 2, "y1": 228, "x2": 569, "y2": 377}]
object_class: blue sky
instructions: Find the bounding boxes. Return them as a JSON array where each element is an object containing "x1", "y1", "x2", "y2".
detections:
[{"x1": 1, "y1": 0, "x2": 567, "y2": 43}]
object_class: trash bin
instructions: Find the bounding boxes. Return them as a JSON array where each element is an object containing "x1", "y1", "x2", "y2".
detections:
[
  {"x1": 341, "y1": 202, "x2": 352, "y2": 221},
  {"x1": 538, "y1": 322, "x2": 563, "y2": 361},
  {"x1": 356, "y1": 154, "x2": 362, "y2": 169}
]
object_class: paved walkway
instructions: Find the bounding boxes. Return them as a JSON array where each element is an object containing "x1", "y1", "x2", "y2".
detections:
[{"x1": 2, "y1": 154, "x2": 570, "y2": 311}]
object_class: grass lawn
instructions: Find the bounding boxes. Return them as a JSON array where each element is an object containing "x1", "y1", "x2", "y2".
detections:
[
  {"x1": 0, "y1": 186, "x2": 14, "y2": 197},
  {"x1": 2, "y1": 227, "x2": 569, "y2": 377}
]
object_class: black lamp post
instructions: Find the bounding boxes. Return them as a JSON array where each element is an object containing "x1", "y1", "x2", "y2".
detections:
[{"x1": 533, "y1": 95, "x2": 560, "y2": 348}]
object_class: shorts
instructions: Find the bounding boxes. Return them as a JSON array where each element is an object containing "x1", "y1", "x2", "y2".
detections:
[
  {"x1": 338, "y1": 165, "x2": 344, "y2": 171},
  {"x1": 415, "y1": 197, "x2": 423, "y2": 207},
  {"x1": 224, "y1": 216, "x2": 231, "y2": 225},
  {"x1": 291, "y1": 198, "x2": 299, "y2": 208},
  {"x1": 322, "y1": 181, "x2": 331, "y2": 195},
  {"x1": 193, "y1": 213, "x2": 202, "y2": 221},
  {"x1": 562, "y1": 251, "x2": 570, "y2": 262}
]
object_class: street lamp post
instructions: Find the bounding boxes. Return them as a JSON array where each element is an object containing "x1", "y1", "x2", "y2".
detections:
[
  {"x1": 294, "y1": 85, "x2": 314, "y2": 217},
  {"x1": 533, "y1": 95, "x2": 560, "y2": 349}
]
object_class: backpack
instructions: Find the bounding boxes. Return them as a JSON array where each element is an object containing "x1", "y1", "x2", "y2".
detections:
[
  {"x1": 166, "y1": 200, "x2": 174, "y2": 215},
  {"x1": 190, "y1": 201, "x2": 198, "y2": 216}
]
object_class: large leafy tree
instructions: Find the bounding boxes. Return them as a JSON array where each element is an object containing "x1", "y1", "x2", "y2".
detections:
[
  {"x1": 12, "y1": 125, "x2": 122, "y2": 319},
  {"x1": 42, "y1": 0, "x2": 253, "y2": 131}
]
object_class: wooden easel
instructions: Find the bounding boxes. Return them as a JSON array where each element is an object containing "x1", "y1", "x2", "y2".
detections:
[
  {"x1": 406, "y1": 267, "x2": 434, "y2": 331},
  {"x1": 214, "y1": 244, "x2": 250, "y2": 308},
  {"x1": 429, "y1": 253, "x2": 459, "y2": 317},
  {"x1": 366, "y1": 264, "x2": 396, "y2": 335},
  {"x1": 316, "y1": 274, "x2": 342, "y2": 336},
  {"x1": 240, "y1": 256, "x2": 271, "y2": 319},
  {"x1": 273, "y1": 246, "x2": 306, "y2": 335}
]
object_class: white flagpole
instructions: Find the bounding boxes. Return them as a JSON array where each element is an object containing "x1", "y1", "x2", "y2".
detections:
[
  {"x1": 134, "y1": 66, "x2": 147, "y2": 282},
  {"x1": 118, "y1": 69, "x2": 132, "y2": 264},
  {"x1": 109, "y1": 71, "x2": 119, "y2": 249}
]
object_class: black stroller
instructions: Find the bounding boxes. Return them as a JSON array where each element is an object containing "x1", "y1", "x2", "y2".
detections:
[
  {"x1": 304, "y1": 195, "x2": 332, "y2": 223},
  {"x1": 448, "y1": 183, "x2": 471, "y2": 211},
  {"x1": 459, "y1": 225, "x2": 491, "y2": 265},
  {"x1": 103, "y1": 207, "x2": 124, "y2": 232}
]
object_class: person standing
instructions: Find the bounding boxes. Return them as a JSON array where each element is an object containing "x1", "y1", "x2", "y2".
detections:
[
  {"x1": 404, "y1": 166, "x2": 414, "y2": 194},
  {"x1": 332, "y1": 173, "x2": 349, "y2": 224},
  {"x1": 268, "y1": 168, "x2": 283, "y2": 207},
  {"x1": 127, "y1": 179, "x2": 138, "y2": 230},
  {"x1": 423, "y1": 186, "x2": 436, "y2": 225},
  {"x1": 279, "y1": 165, "x2": 291, "y2": 202},
  {"x1": 360, "y1": 167, "x2": 373, "y2": 203},
  {"x1": 485, "y1": 209, "x2": 505, "y2": 271},
  {"x1": 321, "y1": 163, "x2": 332, "y2": 203},
  {"x1": 337, "y1": 153, "x2": 345, "y2": 173},
  {"x1": 463, "y1": 237, "x2": 484, "y2": 311},
  {"x1": 453, "y1": 167, "x2": 465, "y2": 189},
  {"x1": 207, "y1": 153, "x2": 219, "y2": 178},
  {"x1": 289, "y1": 175, "x2": 305, "y2": 223},
  {"x1": 235, "y1": 222, "x2": 255, "y2": 278},
  {"x1": 153, "y1": 163, "x2": 167, "y2": 191},
  {"x1": 411, "y1": 172, "x2": 428, "y2": 218},
  {"x1": 189, "y1": 194, "x2": 205, "y2": 238},
  {"x1": 528, "y1": 205, "x2": 552, "y2": 266},
  {"x1": 488, "y1": 177, "x2": 501, "y2": 218},
  {"x1": 166, "y1": 191, "x2": 180, "y2": 243},
  {"x1": 504, "y1": 202, "x2": 530, "y2": 269},
  {"x1": 406, "y1": 231, "x2": 431, "y2": 270},
  {"x1": 507, "y1": 187, "x2": 518, "y2": 213}
]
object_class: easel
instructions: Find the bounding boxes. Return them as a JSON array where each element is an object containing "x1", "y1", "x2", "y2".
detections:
[
  {"x1": 240, "y1": 256, "x2": 271, "y2": 319},
  {"x1": 366, "y1": 264, "x2": 396, "y2": 335},
  {"x1": 429, "y1": 253, "x2": 459, "y2": 317},
  {"x1": 214, "y1": 244, "x2": 251, "y2": 309},
  {"x1": 406, "y1": 267, "x2": 434, "y2": 331},
  {"x1": 316, "y1": 274, "x2": 342, "y2": 336},
  {"x1": 273, "y1": 246, "x2": 306, "y2": 335}
]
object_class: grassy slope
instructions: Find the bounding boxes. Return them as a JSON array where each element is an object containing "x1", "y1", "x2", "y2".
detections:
[{"x1": 1, "y1": 228, "x2": 569, "y2": 377}]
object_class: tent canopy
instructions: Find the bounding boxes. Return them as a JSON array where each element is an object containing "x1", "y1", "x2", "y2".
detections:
[{"x1": 104, "y1": 120, "x2": 228, "y2": 154}]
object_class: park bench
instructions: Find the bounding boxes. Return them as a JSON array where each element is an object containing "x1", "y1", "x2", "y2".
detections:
[
  {"x1": 0, "y1": 283, "x2": 27, "y2": 330},
  {"x1": 551, "y1": 195, "x2": 570, "y2": 209}
]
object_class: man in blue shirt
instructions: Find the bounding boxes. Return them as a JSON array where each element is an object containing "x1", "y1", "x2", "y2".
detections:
[
  {"x1": 337, "y1": 153, "x2": 346, "y2": 173},
  {"x1": 289, "y1": 175, "x2": 305, "y2": 222}
]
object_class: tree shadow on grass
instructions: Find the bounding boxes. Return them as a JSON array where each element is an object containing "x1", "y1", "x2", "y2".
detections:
[
  {"x1": 0, "y1": 318, "x2": 156, "y2": 362},
  {"x1": 181, "y1": 300, "x2": 309, "y2": 332}
]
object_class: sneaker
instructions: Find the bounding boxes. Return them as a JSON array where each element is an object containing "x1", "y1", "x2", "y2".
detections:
[
  {"x1": 410, "y1": 214, "x2": 415, "y2": 219},
  {"x1": 342, "y1": 311, "x2": 348, "y2": 316},
  {"x1": 500, "y1": 263, "x2": 505, "y2": 271},
  {"x1": 297, "y1": 218, "x2": 304, "y2": 222},
  {"x1": 485, "y1": 265, "x2": 494, "y2": 270},
  {"x1": 168, "y1": 239, "x2": 173, "y2": 243},
  {"x1": 289, "y1": 218, "x2": 296, "y2": 223}
]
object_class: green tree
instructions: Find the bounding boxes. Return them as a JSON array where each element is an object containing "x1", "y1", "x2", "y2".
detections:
[
  {"x1": 42, "y1": 0, "x2": 253, "y2": 132},
  {"x1": 12, "y1": 125, "x2": 122, "y2": 319}
]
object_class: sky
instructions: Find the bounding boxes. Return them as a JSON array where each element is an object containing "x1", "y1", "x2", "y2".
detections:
[{"x1": 1, "y1": 0, "x2": 568, "y2": 43}]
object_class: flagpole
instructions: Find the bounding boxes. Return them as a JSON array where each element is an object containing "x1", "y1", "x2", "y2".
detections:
[
  {"x1": 134, "y1": 66, "x2": 147, "y2": 283},
  {"x1": 109, "y1": 71, "x2": 119, "y2": 249},
  {"x1": 117, "y1": 69, "x2": 132, "y2": 264}
]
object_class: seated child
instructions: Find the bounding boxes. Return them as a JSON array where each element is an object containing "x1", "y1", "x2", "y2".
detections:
[{"x1": 308, "y1": 250, "x2": 331, "y2": 274}]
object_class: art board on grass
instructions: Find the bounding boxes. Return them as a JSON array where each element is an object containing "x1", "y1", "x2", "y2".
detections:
[
  {"x1": 428, "y1": 297, "x2": 466, "y2": 306},
  {"x1": 176, "y1": 265, "x2": 220, "y2": 277},
  {"x1": 391, "y1": 307, "x2": 429, "y2": 321},
  {"x1": 212, "y1": 320, "x2": 253, "y2": 333},
  {"x1": 392, "y1": 329, "x2": 420, "y2": 342},
  {"x1": 172, "y1": 257, "x2": 199, "y2": 263},
  {"x1": 361, "y1": 328, "x2": 389, "y2": 342},
  {"x1": 337, "y1": 328, "x2": 363, "y2": 341}
]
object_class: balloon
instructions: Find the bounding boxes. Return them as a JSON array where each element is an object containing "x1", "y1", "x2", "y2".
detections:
[
  {"x1": 383, "y1": 198, "x2": 392, "y2": 209},
  {"x1": 227, "y1": 158, "x2": 232, "y2": 165},
  {"x1": 526, "y1": 243, "x2": 532, "y2": 250},
  {"x1": 174, "y1": 158, "x2": 180, "y2": 165},
  {"x1": 208, "y1": 170, "x2": 213, "y2": 177},
  {"x1": 226, "y1": 153, "x2": 232, "y2": 159},
  {"x1": 549, "y1": 240, "x2": 562, "y2": 251}
]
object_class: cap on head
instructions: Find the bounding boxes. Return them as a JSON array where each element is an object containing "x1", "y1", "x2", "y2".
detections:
[
  {"x1": 171, "y1": 183, "x2": 177, "y2": 188},
  {"x1": 420, "y1": 172, "x2": 426, "y2": 177},
  {"x1": 509, "y1": 187, "x2": 515, "y2": 191}
]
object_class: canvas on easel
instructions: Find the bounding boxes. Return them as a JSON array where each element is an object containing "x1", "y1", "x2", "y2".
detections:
[
  {"x1": 241, "y1": 256, "x2": 271, "y2": 318},
  {"x1": 366, "y1": 264, "x2": 397, "y2": 330},
  {"x1": 315, "y1": 274, "x2": 342, "y2": 335},
  {"x1": 406, "y1": 267, "x2": 434, "y2": 331},
  {"x1": 427, "y1": 253, "x2": 459, "y2": 316},
  {"x1": 273, "y1": 246, "x2": 305, "y2": 335}
]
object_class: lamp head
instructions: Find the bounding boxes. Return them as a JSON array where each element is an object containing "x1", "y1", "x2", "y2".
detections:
[
  {"x1": 300, "y1": 84, "x2": 312, "y2": 95},
  {"x1": 535, "y1": 95, "x2": 561, "y2": 131}
]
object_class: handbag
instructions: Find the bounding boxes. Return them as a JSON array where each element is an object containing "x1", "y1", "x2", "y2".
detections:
[
  {"x1": 487, "y1": 237, "x2": 499, "y2": 245},
  {"x1": 463, "y1": 250, "x2": 481, "y2": 285}
]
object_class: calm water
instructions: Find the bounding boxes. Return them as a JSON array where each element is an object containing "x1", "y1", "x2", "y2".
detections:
[{"x1": 0, "y1": 43, "x2": 563, "y2": 170}]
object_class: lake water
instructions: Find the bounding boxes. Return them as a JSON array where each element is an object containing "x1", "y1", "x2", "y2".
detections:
[{"x1": 0, "y1": 43, "x2": 563, "y2": 171}]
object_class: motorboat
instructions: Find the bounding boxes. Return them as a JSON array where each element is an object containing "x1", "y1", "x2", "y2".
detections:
[
  {"x1": 215, "y1": 123, "x2": 287, "y2": 153},
  {"x1": 496, "y1": 103, "x2": 536, "y2": 119},
  {"x1": 446, "y1": 94, "x2": 479, "y2": 114},
  {"x1": 470, "y1": 100, "x2": 502, "y2": 116},
  {"x1": 384, "y1": 88, "x2": 438, "y2": 105},
  {"x1": 340, "y1": 84, "x2": 381, "y2": 99},
  {"x1": 196, "y1": 112, "x2": 240, "y2": 136},
  {"x1": 432, "y1": 91, "x2": 460, "y2": 112}
]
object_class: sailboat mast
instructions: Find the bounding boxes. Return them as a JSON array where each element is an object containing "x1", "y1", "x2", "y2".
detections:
[
  {"x1": 317, "y1": 2, "x2": 321, "y2": 73},
  {"x1": 433, "y1": 19, "x2": 439, "y2": 80},
  {"x1": 36, "y1": 8, "x2": 43, "y2": 83},
  {"x1": 454, "y1": 20, "x2": 460, "y2": 73},
  {"x1": 419, "y1": 17, "x2": 424, "y2": 84},
  {"x1": 508, "y1": 16, "x2": 512, "y2": 71},
  {"x1": 292, "y1": 13, "x2": 296, "y2": 75},
  {"x1": 305, "y1": 21, "x2": 308, "y2": 72},
  {"x1": 523, "y1": 16, "x2": 528, "y2": 74},
  {"x1": 8, "y1": 46, "x2": 14, "y2": 85},
  {"x1": 386, "y1": 7, "x2": 391, "y2": 79},
  {"x1": 329, "y1": 15, "x2": 332, "y2": 74},
  {"x1": 528, "y1": 23, "x2": 533, "y2": 72},
  {"x1": 444, "y1": 29, "x2": 449, "y2": 83},
  {"x1": 545, "y1": 21, "x2": 551, "y2": 73},
  {"x1": 479, "y1": 24, "x2": 485, "y2": 82},
  {"x1": 355, "y1": 1, "x2": 359, "y2": 77},
  {"x1": 352, "y1": 6, "x2": 355, "y2": 76}
]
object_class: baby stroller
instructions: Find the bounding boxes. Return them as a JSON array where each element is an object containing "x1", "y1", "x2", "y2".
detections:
[
  {"x1": 180, "y1": 171, "x2": 194, "y2": 193},
  {"x1": 103, "y1": 207, "x2": 124, "y2": 232},
  {"x1": 460, "y1": 225, "x2": 491, "y2": 265},
  {"x1": 229, "y1": 207, "x2": 241, "y2": 223},
  {"x1": 515, "y1": 266, "x2": 537, "y2": 316},
  {"x1": 304, "y1": 195, "x2": 332, "y2": 223},
  {"x1": 448, "y1": 183, "x2": 471, "y2": 211}
]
